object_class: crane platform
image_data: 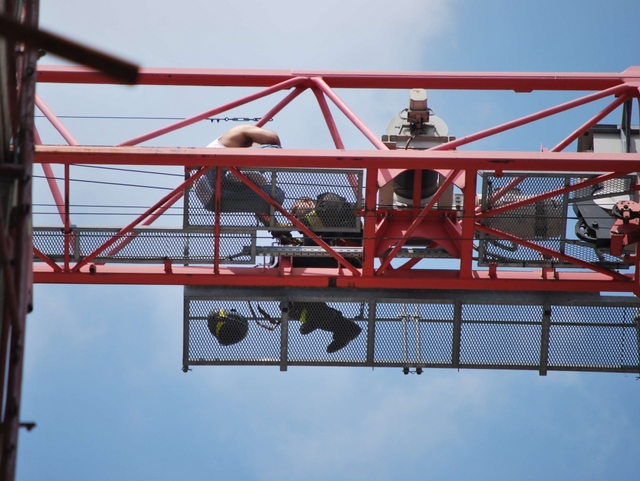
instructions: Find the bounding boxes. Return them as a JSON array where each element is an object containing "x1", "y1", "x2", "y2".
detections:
[
  {"x1": 184, "y1": 286, "x2": 640, "y2": 374},
  {"x1": 30, "y1": 65, "x2": 640, "y2": 374}
]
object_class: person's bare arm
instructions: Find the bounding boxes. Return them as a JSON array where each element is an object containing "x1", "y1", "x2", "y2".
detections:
[{"x1": 217, "y1": 125, "x2": 281, "y2": 147}]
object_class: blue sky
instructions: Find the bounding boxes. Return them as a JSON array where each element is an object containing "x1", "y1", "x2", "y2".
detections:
[{"x1": 20, "y1": 1, "x2": 640, "y2": 480}]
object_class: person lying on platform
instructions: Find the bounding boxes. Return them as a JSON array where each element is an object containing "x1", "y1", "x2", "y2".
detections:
[
  {"x1": 256, "y1": 302, "x2": 362, "y2": 354},
  {"x1": 194, "y1": 125, "x2": 285, "y2": 215},
  {"x1": 208, "y1": 124, "x2": 281, "y2": 148},
  {"x1": 286, "y1": 194, "x2": 362, "y2": 268},
  {"x1": 290, "y1": 301, "x2": 362, "y2": 353}
]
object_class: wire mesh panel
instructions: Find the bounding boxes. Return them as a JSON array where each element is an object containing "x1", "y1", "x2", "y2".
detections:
[
  {"x1": 287, "y1": 302, "x2": 368, "y2": 364},
  {"x1": 548, "y1": 305, "x2": 640, "y2": 371},
  {"x1": 184, "y1": 297, "x2": 369, "y2": 368},
  {"x1": 460, "y1": 304, "x2": 542, "y2": 368},
  {"x1": 33, "y1": 227, "x2": 256, "y2": 264},
  {"x1": 185, "y1": 167, "x2": 363, "y2": 233},
  {"x1": 183, "y1": 287, "x2": 640, "y2": 374},
  {"x1": 186, "y1": 299, "x2": 282, "y2": 365},
  {"x1": 373, "y1": 303, "x2": 454, "y2": 366},
  {"x1": 478, "y1": 172, "x2": 635, "y2": 268}
]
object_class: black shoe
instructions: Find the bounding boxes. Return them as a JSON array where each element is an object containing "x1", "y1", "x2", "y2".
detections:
[
  {"x1": 326, "y1": 324, "x2": 362, "y2": 353},
  {"x1": 299, "y1": 320, "x2": 319, "y2": 335}
]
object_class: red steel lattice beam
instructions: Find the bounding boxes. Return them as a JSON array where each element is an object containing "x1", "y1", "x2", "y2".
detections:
[{"x1": 30, "y1": 65, "x2": 640, "y2": 297}]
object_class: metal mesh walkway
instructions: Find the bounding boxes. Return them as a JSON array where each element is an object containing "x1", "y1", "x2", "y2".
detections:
[{"x1": 184, "y1": 287, "x2": 640, "y2": 374}]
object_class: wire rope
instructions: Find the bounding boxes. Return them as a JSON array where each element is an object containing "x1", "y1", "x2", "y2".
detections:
[{"x1": 33, "y1": 174, "x2": 175, "y2": 191}]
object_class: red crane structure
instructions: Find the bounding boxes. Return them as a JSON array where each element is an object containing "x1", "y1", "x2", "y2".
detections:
[
  {"x1": 0, "y1": 4, "x2": 638, "y2": 477},
  {"x1": 30, "y1": 65, "x2": 640, "y2": 376}
]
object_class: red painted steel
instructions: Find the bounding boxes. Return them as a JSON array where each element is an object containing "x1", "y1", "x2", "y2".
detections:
[
  {"x1": 103, "y1": 190, "x2": 184, "y2": 259},
  {"x1": 311, "y1": 87, "x2": 345, "y2": 149},
  {"x1": 71, "y1": 167, "x2": 211, "y2": 272},
  {"x1": 213, "y1": 166, "x2": 222, "y2": 275},
  {"x1": 35, "y1": 65, "x2": 640, "y2": 91},
  {"x1": 224, "y1": 166, "x2": 361, "y2": 276},
  {"x1": 30, "y1": 65, "x2": 640, "y2": 299},
  {"x1": 32, "y1": 246, "x2": 62, "y2": 272},
  {"x1": 39, "y1": 163, "x2": 66, "y2": 223},
  {"x1": 309, "y1": 87, "x2": 359, "y2": 195},
  {"x1": 32, "y1": 263, "x2": 634, "y2": 292},
  {"x1": 429, "y1": 84, "x2": 633, "y2": 152},
  {"x1": 34, "y1": 94, "x2": 79, "y2": 146},
  {"x1": 35, "y1": 127, "x2": 68, "y2": 225},
  {"x1": 362, "y1": 168, "x2": 378, "y2": 277},
  {"x1": 376, "y1": 170, "x2": 460, "y2": 274},
  {"x1": 551, "y1": 93, "x2": 631, "y2": 152},
  {"x1": 476, "y1": 172, "x2": 628, "y2": 219},
  {"x1": 459, "y1": 170, "x2": 477, "y2": 279},
  {"x1": 475, "y1": 224, "x2": 631, "y2": 283},
  {"x1": 311, "y1": 77, "x2": 388, "y2": 151},
  {"x1": 255, "y1": 86, "x2": 306, "y2": 128},
  {"x1": 32, "y1": 146, "x2": 640, "y2": 171}
]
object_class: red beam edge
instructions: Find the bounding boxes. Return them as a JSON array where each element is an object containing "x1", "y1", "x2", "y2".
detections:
[
  {"x1": 33, "y1": 146, "x2": 640, "y2": 171},
  {"x1": 32, "y1": 265, "x2": 634, "y2": 292},
  {"x1": 35, "y1": 65, "x2": 640, "y2": 91}
]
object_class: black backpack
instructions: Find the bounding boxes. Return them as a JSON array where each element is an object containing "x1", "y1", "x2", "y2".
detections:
[{"x1": 314, "y1": 192, "x2": 356, "y2": 229}]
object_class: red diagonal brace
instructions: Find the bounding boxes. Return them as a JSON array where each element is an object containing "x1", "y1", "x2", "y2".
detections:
[
  {"x1": 430, "y1": 83, "x2": 633, "y2": 152},
  {"x1": 71, "y1": 167, "x2": 210, "y2": 272},
  {"x1": 119, "y1": 76, "x2": 308, "y2": 146},
  {"x1": 32, "y1": 246, "x2": 63, "y2": 273},
  {"x1": 476, "y1": 171, "x2": 629, "y2": 219},
  {"x1": 255, "y1": 86, "x2": 306, "y2": 128},
  {"x1": 475, "y1": 223, "x2": 631, "y2": 282},
  {"x1": 225, "y1": 166, "x2": 361, "y2": 276}
]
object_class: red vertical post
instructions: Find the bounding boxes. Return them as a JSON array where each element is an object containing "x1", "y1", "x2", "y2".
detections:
[
  {"x1": 63, "y1": 164, "x2": 70, "y2": 271},
  {"x1": 363, "y1": 168, "x2": 378, "y2": 277},
  {"x1": 213, "y1": 167, "x2": 222, "y2": 275},
  {"x1": 634, "y1": 88, "x2": 640, "y2": 293},
  {"x1": 459, "y1": 169, "x2": 477, "y2": 278}
]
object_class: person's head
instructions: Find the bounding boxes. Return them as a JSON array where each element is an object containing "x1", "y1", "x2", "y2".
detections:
[{"x1": 291, "y1": 197, "x2": 316, "y2": 218}]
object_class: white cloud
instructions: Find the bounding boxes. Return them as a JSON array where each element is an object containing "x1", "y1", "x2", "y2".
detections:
[
  {"x1": 191, "y1": 369, "x2": 493, "y2": 481},
  {"x1": 39, "y1": 0, "x2": 455, "y2": 70}
]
